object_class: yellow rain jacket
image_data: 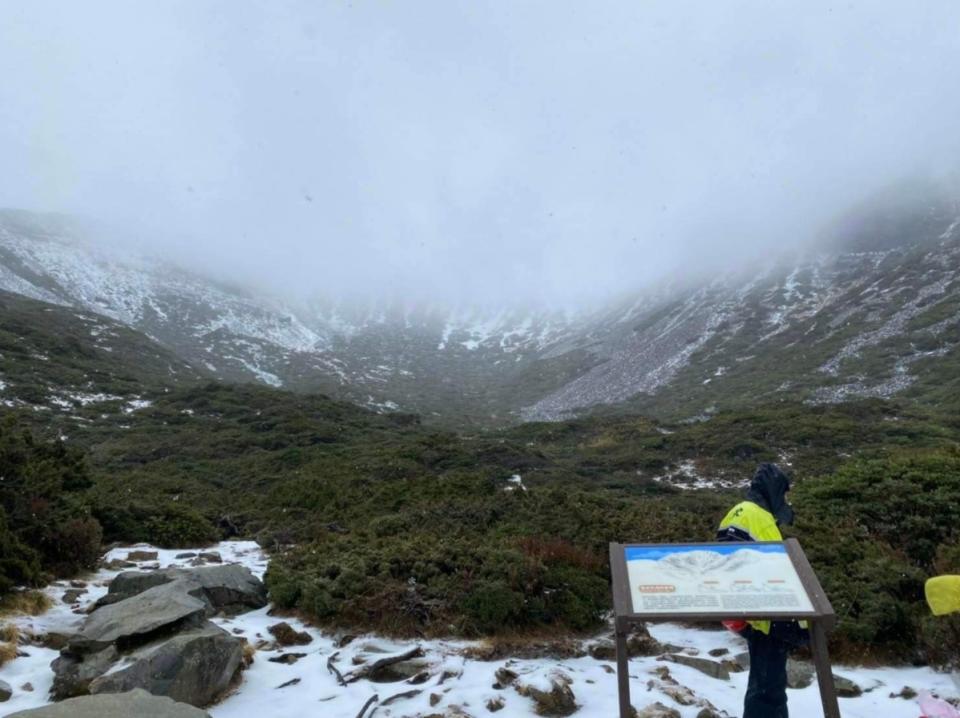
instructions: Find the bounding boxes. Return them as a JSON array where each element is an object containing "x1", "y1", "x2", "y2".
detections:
[{"x1": 717, "y1": 500, "x2": 783, "y2": 635}]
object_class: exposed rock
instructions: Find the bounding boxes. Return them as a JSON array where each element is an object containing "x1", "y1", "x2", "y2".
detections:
[
  {"x1": 69, "y1": 582, "x2": 207, "y2": 653},
  {"x1": 707, "y1": 648, "x2": 729, "y2": 657},
  {"x1": 587, "y1": 641, "x2": 616, "y2": 661},
  {"x1": 731, "y1": 652, "x2": 750, "y2": 671},
  {"x1": 890, "y1": 686, "x2": 918, "y2": 699},
  {"x1": 4, "y1": 688, "x2": 211, "y2": 717},
  {"x1": 103, "y1": 559, "x2": 136, "y2": 570},
  {"x1": 198, "y1": 552, "x2": 222, "y2": 563},
  {"x1": 62, "y1": 589, "x2": 86, "y2": 604},
  {"x1": 126, "y1": 550, "x2": 159, "y2": 562},
  {"x1": 267, "y1": 652, "x2": 306, "y2": 665},
  {"x1": 696, "y1": 709, "x2": 723, "y2": 718},
  {"x1": 833, "y1": 674, "x2": 863, "y2": 698},
  {"x1": 407, "y1": 671, "x2": 431, "y2": 684},
  {"x1": 176, "y1": 553, "x2": 198, "y2": 559},
  {"x1": 786, "y1": 659, "x2": 815, "y2": 690},
  {"x1": 636, "y1": 703, "x2": 681, "y2": 718},
  {"x1": 493, "y1": 666, "x2": 518, "y2": 689},
  {"x1": 88, "y1": 623, "x2": 242, "y2": 707},
  {"x1": 69, "y1": 580, "x2": 87, "y2": 589},
  {"x1": 51, "y1": 646, "x2": 119, "y2": 699},
  {"x1": 20, "y1": 683, "x2": 32, "y2": 692},
  {"x1": 268, "y1": 622, "x2": 312, "y2": 647},
  {"x1": 661, "y1": 653, "x2": 730, "y2": 681},
  {"x1": 486, "y1": 696, "x2": 505, "y2": 712},
  {"x1": 516, "y1": 673, "x2": 578, "y2": 716},
  {"x1": 39, "y1": 632, "x2": 71, "y2": 650},
  {"x1": 430, "y1": 692, "x2": 442, "y2": 706},
  {"x1": 0, "y1": 679, "x2": 11, "y2": 702}
]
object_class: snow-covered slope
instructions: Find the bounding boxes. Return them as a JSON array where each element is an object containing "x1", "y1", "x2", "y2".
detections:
[{"x1": 1, "y1": 190, "x2": 959, "y2": 425}]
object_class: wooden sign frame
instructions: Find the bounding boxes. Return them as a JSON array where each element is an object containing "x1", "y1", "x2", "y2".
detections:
[{"x1": 609, "y1": 539, "x2": 839, "y2": 718}]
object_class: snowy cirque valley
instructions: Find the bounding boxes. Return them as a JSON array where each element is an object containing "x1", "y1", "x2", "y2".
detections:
[{"x1": 0, "y1": 543, "x2": 957, "y2": 718}]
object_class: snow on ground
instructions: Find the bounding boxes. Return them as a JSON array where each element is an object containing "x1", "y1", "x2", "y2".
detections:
[{"x1": 1, "y1": 542, "x2": 958, "y2": 718}]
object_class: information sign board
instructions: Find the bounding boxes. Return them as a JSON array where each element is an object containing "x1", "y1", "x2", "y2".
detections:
[
  {"x1": 609, "y1": 539, "x2": 839, "y2": 718},
  {"x1": 624, "y1": 543, "x2": 815, "y2": 615}
]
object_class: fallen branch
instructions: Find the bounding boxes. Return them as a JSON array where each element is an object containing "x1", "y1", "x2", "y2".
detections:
[
  {"x1": 345, "y1": 646, "x2": 423, "y2": 684},
  {"x1": 355, "y1": 693, "x2": 379, "y2": 718},
  {"x1": 327, "y1": 650, "x2": 347, "y2": 687},
  {"x1": 382, "y1": 689, "x2": 423, "y2": 706}
]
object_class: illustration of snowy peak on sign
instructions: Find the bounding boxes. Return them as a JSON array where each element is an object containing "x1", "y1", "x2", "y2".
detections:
[{"x1": 625, "y1": 544, "x2": 815, "y2": 614}]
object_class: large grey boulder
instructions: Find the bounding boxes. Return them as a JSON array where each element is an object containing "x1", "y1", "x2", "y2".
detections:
[
  {"x1": 69, "y1": 581, "x2": 206, "y2": 653},
  {"x1": 89, "y1": 622, "x2": 243, "y2": 707},
  {"x1": 51, "y1": 645, "x2": 118, "y2": 699},
  {"x1": 5, "y1": 688, "x2": 211, "y2": 717},
  {"x1": 101, "y1": 565, "x2": 266, "y2": 615}
]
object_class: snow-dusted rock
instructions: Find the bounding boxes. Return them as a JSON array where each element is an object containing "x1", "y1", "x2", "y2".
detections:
[
  {"x1": 89, "y1": 623, "x2": 243, "y2": 707},
  {"x1": 5, "y1": 688, "x2": 211, "y2": 717},
  {"x1": 635, "y1": 702, "x2": 681, "y2": 718},
  {"x1": 662, "y1": 653, "x2": 731, "y2": 680},
  {"x1": 516, "y1": 671, "x2": 578, "y2": 716},
  {"x1": 0, "y1": 678, "x2": 12, "y2": 701},
  {"x1": 102, "y1": 564, "x2": 267, "y2": 615},
  {"x1": 50, "y1": 646, "x2": 117, "y2": 699}
]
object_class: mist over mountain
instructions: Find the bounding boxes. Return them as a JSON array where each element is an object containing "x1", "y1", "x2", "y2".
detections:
[{"x1": 4, "y1": 2, "x2": 960, "y2": 308}]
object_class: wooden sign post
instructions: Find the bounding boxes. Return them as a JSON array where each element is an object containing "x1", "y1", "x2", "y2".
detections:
[{"x1": 609, "y1": 538, "x2": 839, "y2": 718}]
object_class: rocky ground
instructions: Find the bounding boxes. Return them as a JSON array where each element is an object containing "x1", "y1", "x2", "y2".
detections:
[{"x1": 0, "y1": 542, "x2": 957, "y2": 717}]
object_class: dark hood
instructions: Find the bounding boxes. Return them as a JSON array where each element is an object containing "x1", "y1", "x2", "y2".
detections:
[{"x1": 745, "y1": 463, "x2": 794, "y2": 526}]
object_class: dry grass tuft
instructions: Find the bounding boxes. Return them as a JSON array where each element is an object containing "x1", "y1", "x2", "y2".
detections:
[
  {"x1": 0, "y1": 590, "x2": 52, "y2": 617},
  {"x1": 0, "y1": 623, "x2": 18, "y2": 644},
  {"x1": 0, "y1": 641, "x2": 18, "y2": 667},
  {"x1": 241, "y1": 640, "x2": 256, "y2": 668}
]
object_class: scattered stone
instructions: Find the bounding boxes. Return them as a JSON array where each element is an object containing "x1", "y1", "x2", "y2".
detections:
[
  {"x1": 51, "y1": 646, "x2": 119, "y2": 699},
  {"x1": 486, "y1": 696, "x2": 505, "y2": 712},
  {"x1": 516, "y1": 673, "x2": 578, "y2": 716},
  {"x1": 600, "y1": 665, "x2": 614, "y2": 675},
  {"x1": 890, "y1": 686, "x2": 918, "y2": 699},
  {"x1": 654, "y1": 682, "x2": 698, "y2": 706},
  {"x1": 430, "y1": 693, "x2": 442, "y2": 707},
  {"x1": 276, "y1": 678, "x2": 300, "y2": 689},
  {"x1": 69, "y1": 580, "x2": 87, "y2": 589},
  {"x1": 587, "y1": 642, "x2": 616, "y2": 661},
  {"x1": 696, "y1": 708, "x2": 723, "y2": 718},
  {"x1": 707, "y1": 648, "x2": 729, "y2": 657},
  {"x1": 62, "y1": 589, "x2": 86, "y2": 604},
  {"x1": 268, "y1": 652, "x2": 307, "y2": 665},
  {"x1": 126, "y1": 550, "x2": 159, "y2": 562},
  {"x1": 786, "y1": 659, "x2": 815, "y2": 690},
  {"x1": 176, "y1": 553, "x2": 198, "y2": 559},
  {"x1": 88, "y1": 623, "x2": 243, "y2": 707},
  {"x1": 104, "y1": 559, "x2": 136, "y2": 570},
  {"x1": 267, "y1": 622, "x2": 312, "y2": 647},
  {"x1": 198, "y1": 552, "x2": 222, "y2": 563},
  {"x1": 0, "y1": 679, "x2": 11, "y2": 702},
  {"x1": 20, "y1": 683, "x2": 33, "y2": 692},
  {"x1": 661, "y1": 653, "x2": 730, "y2": 681},
  {"x1": 4, "y1": 688, "x2": 212, "y2": 717},
  {"x1": 833, "y1": 674, "x2": 863, "y2": 698},
  {"x1": 493, "y1": 666, "x2": 518, "y2": 689},
  {"x1": 636, "y1": 702, "x2": 681, "y2": 718},
  {"x1": 407, "y1": 671, "x2": 431, "y2": 684}
]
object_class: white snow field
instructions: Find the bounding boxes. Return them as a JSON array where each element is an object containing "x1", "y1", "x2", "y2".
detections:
[{"x1": 1, "y1": 541, "x2": 956, "y2": 717}]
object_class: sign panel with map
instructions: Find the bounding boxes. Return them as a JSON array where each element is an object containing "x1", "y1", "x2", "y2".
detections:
[{"x1": 624, "y1": 543, "x2": 815, "y2": 615}]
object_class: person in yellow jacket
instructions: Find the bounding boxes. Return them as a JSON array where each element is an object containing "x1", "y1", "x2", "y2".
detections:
[{"x1": 717, "y1": 463, "x2": 808, "y2": 718}]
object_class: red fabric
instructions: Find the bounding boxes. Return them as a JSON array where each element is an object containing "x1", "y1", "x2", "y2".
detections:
[{"x1": 722, "y1": 620, "x2": 748, "y2": 633}]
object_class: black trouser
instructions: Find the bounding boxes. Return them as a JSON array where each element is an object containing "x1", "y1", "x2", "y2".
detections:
[{"x1": 744, "y1": 626, "x2": 790, "y2": 718}]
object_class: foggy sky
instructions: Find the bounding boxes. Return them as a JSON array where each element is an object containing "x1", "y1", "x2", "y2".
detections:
[{"x1": 2, "y1": 1, "x2": 960, "y2": 308}]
